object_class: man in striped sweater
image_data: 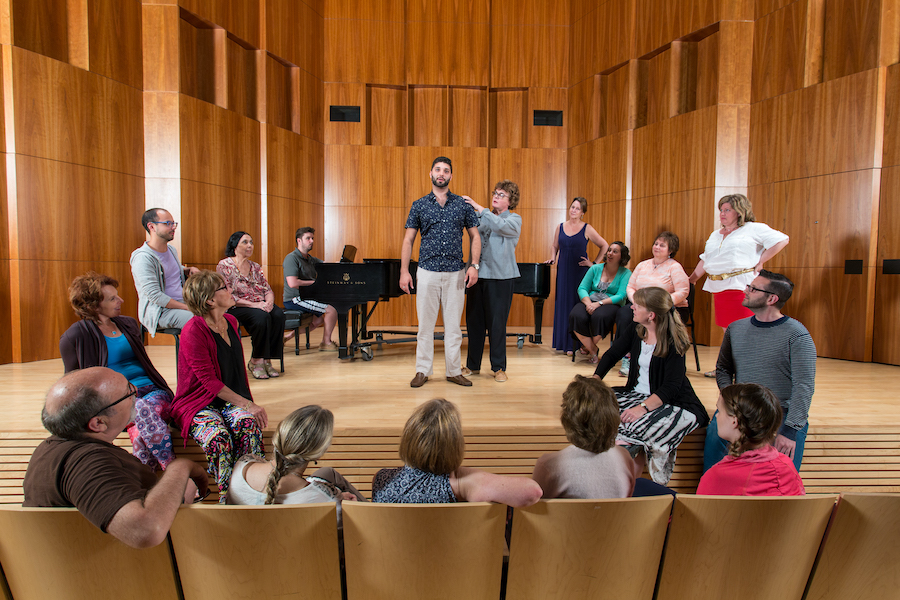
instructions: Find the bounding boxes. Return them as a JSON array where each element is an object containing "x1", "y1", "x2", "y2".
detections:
[{"x1": 703, "y1": 270, "x2": 817, "y2": 473}]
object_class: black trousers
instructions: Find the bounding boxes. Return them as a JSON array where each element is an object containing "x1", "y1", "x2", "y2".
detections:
[
  {"x1": 569, "y1": 302, "x2": 620, "y2": 339},
  {"x1": 465, "y1": 278, "x2": 514, "y2": 372},
  {"x1": 228, "y1": 305, "x2": 286, "y2": 359}
]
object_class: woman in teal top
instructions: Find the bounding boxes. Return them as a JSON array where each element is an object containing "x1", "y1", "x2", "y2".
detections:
[{"x1": 568, "y1": 242, "x2": 631, "y2": 363}]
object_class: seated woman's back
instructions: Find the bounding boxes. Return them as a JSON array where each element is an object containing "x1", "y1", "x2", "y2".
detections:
[
  {"x1": 227, "y1": 456, "x2": 339, "y2": 505},
  {"x1": 372, "y1": 399, "x2": 542, "y2": 507}
]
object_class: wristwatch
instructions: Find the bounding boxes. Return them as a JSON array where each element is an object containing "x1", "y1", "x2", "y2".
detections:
[
  {"x1": 640, "y1": 402, "x2": 649, "y2": 413},
  {"x1": 471, "y1": 263, "x2": 480, "y2": 270}
]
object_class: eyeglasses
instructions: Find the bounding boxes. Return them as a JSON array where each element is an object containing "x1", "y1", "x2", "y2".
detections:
[
  {"x1": 151, "y1": 221, "x2": 178, "y2": 227},
  {"x1": 87, "y1": 383, "x2": 137, "y2": 421},
  {"x1": 745, "y1": 284, "x2": 774, "y2": 295},
  {"x1": 492, "y1": 190, "x2": 509, "y2": 199},
  {"x1": 215, "y1": 285, "x2": 227, "y2": 293}
]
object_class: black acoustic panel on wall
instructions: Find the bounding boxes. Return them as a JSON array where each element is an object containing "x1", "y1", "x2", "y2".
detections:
[
  {"x1": 844, "y1": 260, "x2": 863, "y2": 275},
  {"x1": 330, "y1": 105, "x2": 361, "y2": 122},
  {"x1": 884, "y1": 259, "x2": 900, "y2": 275},
  {"x1": 533, "y1": 110, "x2": 563, "y2": 127}
]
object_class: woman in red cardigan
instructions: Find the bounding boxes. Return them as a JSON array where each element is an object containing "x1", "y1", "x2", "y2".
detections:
[
  {"x1": 697, "y1": 383, "x2": 804, "y2": 496},
  {"x1": 172, "y1": 270, "x2": 268, "y2": 499}
]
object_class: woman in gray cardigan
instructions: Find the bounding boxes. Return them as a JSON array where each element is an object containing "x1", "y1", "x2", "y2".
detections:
[{"x1": 461, "y1": 180, "x2": 522, "y2": 383}]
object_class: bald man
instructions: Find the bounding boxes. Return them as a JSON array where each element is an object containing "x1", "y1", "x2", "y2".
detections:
[{"x1": 23, "y1": 367, "x2": 208, "y2": 548}]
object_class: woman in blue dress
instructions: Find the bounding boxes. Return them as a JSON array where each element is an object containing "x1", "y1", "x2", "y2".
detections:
[{"x1": 547, "y1": 197, "x2": 609, "y2": 354}]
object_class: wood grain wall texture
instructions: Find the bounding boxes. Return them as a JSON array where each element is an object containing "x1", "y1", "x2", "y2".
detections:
[{"x1": 3, "y1": 0, "x2": 146, "y2": 362}]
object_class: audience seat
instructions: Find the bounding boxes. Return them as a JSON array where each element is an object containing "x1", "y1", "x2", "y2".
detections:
[
  {"x1": 0, "y1": 507, "x2": 179, "y2": 600},
  {"x1": 805, "y1": 493, "x2": 900, "y2": 600},
  {"x1": 506, "y1": 496, "x2": 673, "y2": 600},
  {"x1": 168, "y1": 503, "x2": 342, "y2": 600},
  {"x1": 342, "y1": 502, "x2": 506, "y2": 600},
  {"x1": 656, "y1": 495, "x2": 837, "y2": 600}
]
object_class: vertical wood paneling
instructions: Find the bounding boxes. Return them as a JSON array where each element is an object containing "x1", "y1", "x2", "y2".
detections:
[
  {"x1": 751, "y1": 0, "x2": 806, "y2": 103},
  {"x1": 409, "y1": 87, "x2": 448, "y2": 147},
  {"x1": 226, "y1": 37, "x2": 257, "y2": 121},
  {"x1": 11, "y1": 0, "x2": 68, "y2": 62},
  {"x1": 605, "y1": 60, "x2": 640, "y2": 135},
  {"x1": 180, "y1": 180, "x2": 260, "y2": 266},
  {"x1": 325, "y1": 145, "x2": 406, "y2": 208},
  {"x1": 265, "y1": 54, "x2": 292, "y2": 131},
  {"x1": 179, "y1": 17, "x2": 217, "y2": 105},
  {"x1": 492, "y1": 0, "x2": 567, "y2": 26},
  {"x1": 177, "y1": 0, "x2": 261, "y2": 48},
  {"x1": 448, "y1": 87, "x2": 486, "y2": 148},
  {"x1": 88, "y1": 0, "x2": 142, "y2": 89},
  {"x1": 634, "y1": 0, "x2": 722, "y2": 58},
  {"x1": 406, "y1": 21, "x2": 490, "y2": 86},
  {"x1": 325, "y1": 19, "x2": 405, "y2": 85},
  {"x1": 696, "y1": 28, "x2": 720, "y2": 109},
  {"x1": 527, "y1": 87, "x2": 567, "y2": 149},
  {"x1": 368, "y1": 86, "x2": 406, "y2": 147},
  {"x1": 295, "y1": 66, "x2": 324, "y2": 142},
  {"x1": 142, "y1": 4, "x2": 179, "y2": 92},
  {"x1": 325, "y1": 82, "x2": 365, "y2": 145},
  {"x1": 267, "y1": 124, "x2": 324, "y2": 205},
  {"x1": 822, "y1": 0, "x2": 881, "y2": 82},
  {"x1": 568, "y1": 74, "x2": 602, "y2": 147},
  {"x1": 491, "y1": 24, "x2": 568, "y2": 88},
  {"x1": 266, "y1": 0, "x2": 323, "y2": 80},
  {"x1": 874, "y1": 165, "x2": 900, "y2": 364},
  {"x1": 489, "y1": 148, "x2": 568, "y2": 210},
  {"x1": 490, "y1": 89, "x2": 528, "y2": 148}
]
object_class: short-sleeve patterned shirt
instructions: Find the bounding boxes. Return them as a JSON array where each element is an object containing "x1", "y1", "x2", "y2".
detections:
[
  {"x1": 405, "y1": 191, "x2": 479, "y2": 272},
  {"x1": 216, "y1": 258, "x2": 272, "y2": 304}
]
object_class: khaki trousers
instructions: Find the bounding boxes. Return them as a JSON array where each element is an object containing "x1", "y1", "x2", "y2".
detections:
[{"x1": 415, "y1": 268, "x2": 465, "y2": 377}]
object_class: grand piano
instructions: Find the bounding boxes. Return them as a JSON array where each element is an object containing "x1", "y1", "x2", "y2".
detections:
[{"x1": 296, "y1": 259, "x2": 550, "y2": 360}]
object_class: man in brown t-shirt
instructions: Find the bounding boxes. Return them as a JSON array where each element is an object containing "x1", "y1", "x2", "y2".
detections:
[{"x1": 23, "y1": 367, "x2": 208, "y2": 548}]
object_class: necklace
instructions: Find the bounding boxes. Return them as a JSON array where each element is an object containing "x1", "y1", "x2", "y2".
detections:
[
  {"x1": 206, "y1": 318, "x2": 228, "y2": 337},
  {"x1": 99, "y1": 320, "x2": 119, "y2": 337}
]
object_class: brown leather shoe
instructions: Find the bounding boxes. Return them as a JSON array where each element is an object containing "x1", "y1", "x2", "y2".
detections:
[
  {"x1": 493, "y1": 370, "x2": 508, "y2": 383},
  {"x1": 410, "y1": 372, "x2": 428, "y2": 388},
  {"x1": 446, "y1": 374, "x2": 473, "y2": 387},
  {"x1": 461, "y1": 367, "x2": 479, "y2": 376}
]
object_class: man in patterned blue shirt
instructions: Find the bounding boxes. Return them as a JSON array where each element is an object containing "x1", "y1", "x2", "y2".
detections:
[{"x1": 400, "y1": 157, "x2": 482, "y2": 388}]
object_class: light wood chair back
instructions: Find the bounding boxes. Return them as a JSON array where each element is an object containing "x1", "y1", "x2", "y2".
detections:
[
  {"x1": 169, "y1": 503, "x2": 342, "y2": 600},
  {"x1": 0, "y1": 507, "x2": 179, "y2": 600},
  {"x1": 342, "y1": 502, "x2": 507, "y2": 600},
  {"x1": 506, "y1": 496, "x2": 674, "y2": 600},
  {"x1": 656, "y1": 494, "x2": 837, "y2": 600},
  {"x1": 806, "y1": 493, "x2": 900, "y2": 600}
]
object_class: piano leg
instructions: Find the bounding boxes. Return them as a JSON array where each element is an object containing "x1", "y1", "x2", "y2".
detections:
[
  {"x1": 336, "y1": 311, "x2": 352, "y2": 360},
  {"x1": 531, "y1": 298, "x2": 545, "y2": 344}
]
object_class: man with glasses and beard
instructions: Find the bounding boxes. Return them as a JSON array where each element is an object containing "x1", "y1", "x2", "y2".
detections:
[
  {"x1": 130, "y1": 208, "x2": 199, "y2": 336},
  {"x1": 23, "y1": 367, "x2": 208, "y2": 548},
  {"x1": 703, "y1": 270, "x2": 817, "y2": 473},
  {"x1": 400, "y1": 157, "x2": 481, "y2": 388}
]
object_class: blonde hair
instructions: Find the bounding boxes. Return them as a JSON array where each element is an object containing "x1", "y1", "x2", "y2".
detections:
[
  {"x1": 183, "y1": 270, "x2": 224, "y2": 317},
  {"x1": 718, "y1": 194, "x2": 755, "y2": 227},
  {"x1": 399, "y1": 399, "x2": 465, "y2": 475},
  {"x1": 263, "y1": 406, "x2": 334, "y2": 504},
  {"x1": 633, "y1": 287, "x2": 691, "y2": 358}
]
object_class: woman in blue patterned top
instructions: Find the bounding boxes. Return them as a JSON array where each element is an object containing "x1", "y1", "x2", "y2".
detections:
[{"x1": 372, "y1": 399, "x2": 542, "y2": 506}]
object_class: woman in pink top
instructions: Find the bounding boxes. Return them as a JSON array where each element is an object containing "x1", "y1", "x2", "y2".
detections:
[
  {"x1": 697, "y1": 383, "x2": 804, "y2": 496},
  {"x1": 615, "y1": 231, "x2": 690, "y2": 376}
]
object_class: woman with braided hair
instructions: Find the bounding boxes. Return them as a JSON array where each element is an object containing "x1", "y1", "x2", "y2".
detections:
[
  {"x1": 697, "y1": 384, "x2": 804, "y2": 496},
  {"x1": 225, "y1": 405, "x2": 365, "y2": 504}
]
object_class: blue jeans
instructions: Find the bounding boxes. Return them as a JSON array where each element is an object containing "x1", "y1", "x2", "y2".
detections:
[{"x1": 703, "y1": 410, "x2": 808, "y2": 473}]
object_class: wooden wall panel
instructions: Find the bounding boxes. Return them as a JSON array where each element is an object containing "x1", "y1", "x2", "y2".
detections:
[
  {"x1": 595, "y1": 0, "x2": 635, "y2": 78},
  {"x1": 368, "y1": 86, "x2": 407, "y2": 147},
  {"x1": 11, "y1": 0, "x2": 68, "y2": 62},
  {"x1": 714, "y1": 103, "x2": 750, "y2": 187},
  {"x1": 16, "y1": 261, "x2": 138, "y2": 363},
  {"x1": 324, "y1": 206, "x2": 407, "y2": 262},
  {"x1": 324, "y1": 145, "x2": 406, "y2": 208},
  {"x1": 266, "y1": 0, "x2": 324, "y2": 79},
  {"x1": 490, "y1": 89, "x2": 527, "y2": 148},
  {"x1": 874, "y1": 165, "x2": 900, "y2": 365},
  {"x1": 695, "y1": 25, "x2": 720, "y2": 109},
  {"x1": 324, "y1": 0, "x2": 402, "y2": 21},
  {"x1": 180, "y1": 180, "x2": 261, "y2": 267},
  {"x1": 0, "y1": 259, "x2": 11, "y2": 365},
  {"x1": 822, "y1": 0, "x2": 881, "y2": 82},
  {"x1": 409, "y1": 87, "x2": 448, "y2": 147},
  {"x1": 226, "y1": 37, "x2": 257, "y2": 121},
  {"x1": 448, "y1": 87, "x2": 486, "y2": 148},
  {"x1": 406, "y1": 21, "x2": 490, "y2": 86},
  {"x1": 12, "y1": 47, "x2": 144, "y2": 175},
  {"x1": 751, "y1": 0, "x2": 806, "y2": 103},
  {"x1": 750, "y1": 68, "x2": 880, "y2": 185},
  {"x1": 179, "y1": 95, "x2": 260, "y2": 193},
  {"x1": 406, "y1": 146, "x2": 490, "y2": 205},
  {"x1": 266, "y1": 124, "x2": 324, "y2": 204},
  {"x1": 568, "y1": 75, "x2": 602, "y2": 147},
  {"x1": 178, "y1": 18, "x2": 218, "y2": 106},
  {"x1": 325, "y1": 82, "x2": 365, "y2": 145},
  {"x1": 488, "y1": 148, "x2": 568, "y2": 210},
  {"x1": 492, "y1": 0, "x2": 567, "y2": 25},
  {"x1": 406, "y1": 0, "x2": 489, "y2": 23},
  {"x1": 142, "y1": 4, "x2": 179, "y2": 93},
  {"x1": 15, "y1": 156, "x2": 145, "y2": 262},
  {"x1": 296, "y1": 66, "x2": 324, "y2": 142},
  {"x1": 569, "y1": 6, "x2": 597, "y2": 86},
  {"x1": 634, "y1": 0, "x2": 721, "y2": 58},
  {"x1": 266, "y1": 197, "x2": 324, "y2": 304},
  {"x1": 756, "y1": 0, "x2": 797, "y2": 19},
  {"x1": 324, "y1": 19, "x2": 405, "y2": 85},
  {"x1": 633, "y1": 106, "x2": 717, "y2": 198},
  {"x1": 630, "y1": 189, "x2": 715, "y2": 274},
  {"x1": 491, "y1": 24, "x2": 568, "y2": 88},
  {"x1": 881, "y1": 62, "x2": 900, "y2": 167},
  {"x1": 646, "y1": 46, "x2": 676, "y2": 126},
  {"x1": 527, "y1": 87, "x2": 567, "y2": 149},
  {"x1": 177, "y1": 0, "x2": 261, "y2": 48},
  {"x1": 266, "y1": 54, "x2": 292, "y2": 131},
  {"x1": 605, "y1": 60, "x2": 639, "y2": 135},
  {"x1": 88, "y1": 0, "x2": 142, "y2": 89},
  {"x1": 566, "y1": 132, "x2": 629, "y2": 205}
]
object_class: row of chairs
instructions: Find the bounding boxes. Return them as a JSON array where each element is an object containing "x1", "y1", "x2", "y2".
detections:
[{"x1": 0, "y1": 493, "x2": 895, "y2": 600}]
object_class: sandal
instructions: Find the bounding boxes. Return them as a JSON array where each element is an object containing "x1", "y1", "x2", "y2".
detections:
[
  {"x1": 248, "y1": 360, "x2": 269, "y2": 379},
  {"x1": 588, "y1": 354, "x2": 599, "y2": 365},
  {"x1": 704, "y1": 370, "x2": 717, "y2": 378},
  {"x1": 264, "y1": 360, "x2": 280, "y2": 378}
]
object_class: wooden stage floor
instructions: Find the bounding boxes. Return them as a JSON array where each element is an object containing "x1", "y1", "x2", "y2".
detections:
[{"x1": 3, "y1": 328, "x2": 899, "y2": 501}]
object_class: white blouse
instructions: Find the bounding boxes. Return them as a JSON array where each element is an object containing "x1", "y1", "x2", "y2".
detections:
[{"x1": 699, "y1": 222, "x2": 788, "y2": 293}]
